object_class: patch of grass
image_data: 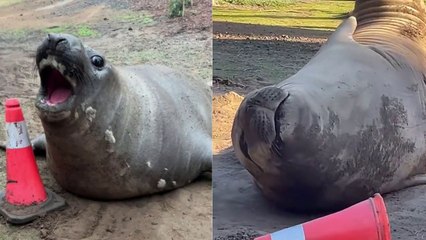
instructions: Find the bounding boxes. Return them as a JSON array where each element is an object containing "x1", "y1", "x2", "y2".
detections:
[
  {"x1": 115, "y1": 12, "x2": 155, "y2": 25},
  {"x1": 0, "y1": 29, "x2": 28, "y2": 39},
  {"x1": 46, "y1": 26, "x2": 67, "y2": 34},
  {"x1": 0, "y1": 0, "x2": 22, "y2": 7},
  {"x1": 45, "y1": 24, "x2": 99, "y2": 37},
  {"x1": 215, "y1": 0, "x2": 296, "y2": 7},
  {"x1": 76, "y1": 25, "x2": 97, "y2": 37},
  {"x1": 213, "y1": 1, "x2": 354, "y2": 30}
]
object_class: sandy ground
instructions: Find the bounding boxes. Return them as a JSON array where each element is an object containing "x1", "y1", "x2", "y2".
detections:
[
  {"x1": 0, "y1": 0, "x2": 212, "y2": 239},
  {"x1": 212, "y1": 21, "x2": 426, "y2": 239}
]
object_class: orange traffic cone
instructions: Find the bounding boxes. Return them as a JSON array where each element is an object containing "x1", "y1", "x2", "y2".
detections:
[
  {"x1": 255, "y1": 194, "x2": 391, "y2": 240},
  {"x1": 0, "y1": 98, "x2": 66, "y2": 224}
]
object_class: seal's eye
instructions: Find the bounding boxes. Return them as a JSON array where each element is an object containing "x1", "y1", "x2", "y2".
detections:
[{"x1": 91, "y1": 55, "x2": 104, "y2": 68}]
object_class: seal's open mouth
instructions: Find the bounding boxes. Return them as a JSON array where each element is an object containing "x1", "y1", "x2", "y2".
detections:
[
  {"x1": 40, "y1": 67, "x2": 74, "y2": 106},
  {"x1": 35, "y1": 56, "x2": 78, "y2": 122}
]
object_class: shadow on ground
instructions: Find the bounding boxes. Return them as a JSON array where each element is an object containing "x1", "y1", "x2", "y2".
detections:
[
  {"x1": 214, "y1": 22, "x2": 332, "y2": 38},
  {"x1": 213, "y1": 22, "x2": 330, "y2": 95}
]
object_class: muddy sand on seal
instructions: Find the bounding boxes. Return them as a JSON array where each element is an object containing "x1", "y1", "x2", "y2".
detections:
[{"x1": 0, "y1": 0, "x2": 212, "y2": 239}]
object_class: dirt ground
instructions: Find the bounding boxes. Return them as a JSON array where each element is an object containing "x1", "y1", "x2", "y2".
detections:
[
  {"x1": 212, "y1": 21, "x2": 426, "y2": 239},
  {"x1": 0, "y1": 0, "x2": 212, "y2": 239}
]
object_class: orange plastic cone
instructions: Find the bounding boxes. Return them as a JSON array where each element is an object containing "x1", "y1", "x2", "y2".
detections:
[
  {"x1": 0, "y1": 98, "x2": 66, "y2": 224},
  {"x1": 4, "y1": 98, "x2": 47, "y2": 205},
  {"x1": 255, "y1": 193, "x2": 391, "y2": 240}
]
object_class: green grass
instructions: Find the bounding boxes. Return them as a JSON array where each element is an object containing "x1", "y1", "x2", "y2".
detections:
[
  {"x1": 114, "y1": 12, "x2": 155, "y2": 25},
  {"x1": 0, "y1": 29, "x2": 28, "y2": 39},
  {"x1": 215, "y1": 0, "x2": 296, "y2": 7},
  {"x1": 0, "y1": 0, "x2": 22, "y2": 7},
  {"x1": 76, "y1": 25, "x2": 97, "y2": 37},
  {"x1": 44, "y1": 13, "x2": 154, "y2": 37},
  {"x1": 213, "y1": 1, "x2": 355, "y2": 30},
  {"x1": 46, "y1": 26, "x2": 67, "y2": 34},
  {"x1": 45, "y1": 24, "x2": 99, "y2": 37}
]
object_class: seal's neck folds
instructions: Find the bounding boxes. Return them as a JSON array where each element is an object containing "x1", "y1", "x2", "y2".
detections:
[{"x1": 353, "y1": 0, "x2": 426, "y2": 43}]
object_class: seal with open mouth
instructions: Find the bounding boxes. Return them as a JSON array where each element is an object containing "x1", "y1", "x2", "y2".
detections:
[
  {"x1": 34, "y1": 33, "x2": 212, "y2": 199},
  {"x1": 232, "y1": 0, "x2": 426, "y2": 211}
]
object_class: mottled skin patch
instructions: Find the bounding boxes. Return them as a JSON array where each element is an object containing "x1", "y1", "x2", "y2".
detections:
[
  {"x1": 239, "y1": 91, "x2": 419, "y2": 211},
  {"x1": 232, "y1": 1, "x2": 426, "y2": 212},
  {"x1": 85, "y1": 106, "x2": 96, "y2": 122}
]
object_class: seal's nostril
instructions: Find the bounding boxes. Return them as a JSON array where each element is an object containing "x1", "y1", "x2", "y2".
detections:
[
  {"x1": 45, "y1": 34, "x2": 67, "y2": 49},
  {"x1": 56, "y1": 38, "x2": 67, "y2": 47}
]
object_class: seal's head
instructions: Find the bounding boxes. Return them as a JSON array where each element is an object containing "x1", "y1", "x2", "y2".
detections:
[{"x1": 35, "y1": 33, "x2": 112, "y2": 122}]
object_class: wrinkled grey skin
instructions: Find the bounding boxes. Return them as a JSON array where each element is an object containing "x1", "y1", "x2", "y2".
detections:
[
  {"x1": 232, "y1": 0, "x2": 426, "y2": 212},
  {"x1": 34, "y1": 34, "x2": 212, "y2": 199}
]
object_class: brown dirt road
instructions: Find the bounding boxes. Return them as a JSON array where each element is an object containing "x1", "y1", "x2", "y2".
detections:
[
  {"x1": 0, "y1": 0, "x2": 212, "y2": 239},
  {"x1": 212, "y1": 22, "x2": 426, "y2": 240}
]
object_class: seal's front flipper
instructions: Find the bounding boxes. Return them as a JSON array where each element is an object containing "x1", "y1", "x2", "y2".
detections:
[
  {"x1": 31, "y1": 134, "x2": 47, "y2": 156},
  {"x1": 0, "y1": 134, "x2": 47, "y2": 156}
]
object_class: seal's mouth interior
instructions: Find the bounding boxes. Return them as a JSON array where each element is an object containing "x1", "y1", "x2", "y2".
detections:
[{"x1": 40, "y1": 67, "x2": 74, "y2": 105}]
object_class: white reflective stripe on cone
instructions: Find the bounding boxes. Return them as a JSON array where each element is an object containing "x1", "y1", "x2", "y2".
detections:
[
  {"x1": 6, "y1": 121, "x2": 31, "y2": 149},
  {"x1": 271, "y1": 225, "x2": 305, "y2": 240}
]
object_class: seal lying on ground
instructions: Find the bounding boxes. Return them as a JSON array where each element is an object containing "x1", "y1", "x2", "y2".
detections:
[
  {"x1": 232, "y1": 0, "x2": 426, "y2": 212},
  {"x1": 32, "y1": 33, "x2": 211, "y2": 199}
]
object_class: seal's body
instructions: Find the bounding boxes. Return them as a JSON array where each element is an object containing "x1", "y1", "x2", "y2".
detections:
[
  {"x1": 232, "y1": 0, "x2": 426, "y2": 211},
  {"x1": 35, "y1": 34, "x2": 211, "y2": 199}
]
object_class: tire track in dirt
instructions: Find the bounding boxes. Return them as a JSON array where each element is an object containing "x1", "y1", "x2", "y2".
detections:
[{"x1": 84, "y1": 204, "x2": 106, "y2": 239}]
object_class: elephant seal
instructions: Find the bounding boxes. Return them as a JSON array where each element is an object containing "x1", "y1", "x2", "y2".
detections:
[
  {"x1": 232, "y1": 0, "x2": 426, "y2": 212},
  {"x1": 34, "y1": 33, "x2": 212, "y2": 199}
]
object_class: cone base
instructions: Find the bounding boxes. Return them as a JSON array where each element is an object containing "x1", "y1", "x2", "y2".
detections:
[{"x1": 0, "y1": 188, "x2": 66, "y2": 224}]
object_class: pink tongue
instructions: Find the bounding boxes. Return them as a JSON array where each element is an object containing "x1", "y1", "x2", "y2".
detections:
[{"x1": 48, "y1": 88, "x2": 72, "y2": 105}]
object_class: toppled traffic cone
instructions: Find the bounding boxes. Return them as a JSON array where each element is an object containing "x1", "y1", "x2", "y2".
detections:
[
  {"x1": 255, "y1": 193, "x2": 391, "y2": 240},
  {"x1": 0, "y1": 98, "x2": 66, "y2": 224}
]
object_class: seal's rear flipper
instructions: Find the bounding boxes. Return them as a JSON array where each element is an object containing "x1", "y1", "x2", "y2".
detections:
[
  {"x1": 322, "y1": 16, "x2": 357, "y2": 46},
  {"x1": 0, "y1": 134, "x2": 47, "y2": 156}
]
